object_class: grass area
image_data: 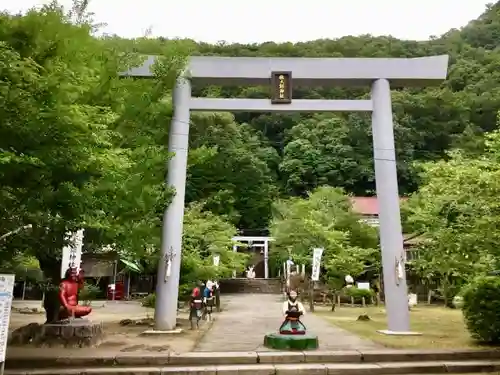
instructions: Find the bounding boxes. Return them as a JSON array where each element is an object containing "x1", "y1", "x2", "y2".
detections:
[{"x1": 315, "y1": 305, "x2": 487, "y2": 349}]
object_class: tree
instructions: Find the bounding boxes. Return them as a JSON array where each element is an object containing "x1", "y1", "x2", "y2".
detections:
[
  {"x1": 270, "y1": 187, "x2": 379, "y2": 292},
  {"x1": 186, "y1": 112, "x2": 279, "y2": 230},
  {"x1": 178, "y1": 203, "x2": 248, "y2": 296},
  {"x1": 403, "y1": 128, "x2": 500, "y2": 304},
  {"x1": 279, "y1": 116, "x2": 374, "y2": 196},
  {"x1": 0, "y1": 5, "x2": 186, "y2": 321}
]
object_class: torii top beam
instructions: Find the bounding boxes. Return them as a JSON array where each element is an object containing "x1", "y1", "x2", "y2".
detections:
[{"x1": 122, "y1": 55, "x2": 449, "y2": 88}]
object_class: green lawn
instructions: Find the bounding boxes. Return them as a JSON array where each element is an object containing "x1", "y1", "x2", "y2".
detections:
[{"x1": 316, "y1": 305, "x2": 486, "y2": 349}]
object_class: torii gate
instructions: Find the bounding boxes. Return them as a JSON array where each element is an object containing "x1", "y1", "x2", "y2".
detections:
[
  {"x1": 231, "y1": 236, "x2": 274, "y2": 278},
  {"x1": 124, "y1": 54, "x2": 449, "y2": 333}
]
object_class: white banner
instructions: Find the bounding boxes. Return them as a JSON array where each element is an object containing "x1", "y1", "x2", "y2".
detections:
[
  {"x1": 0, "y1": 274, "x2": 15, "y2": 362},
  {"x1": 61, "y1": 229, "x2": 85, "y2": 278},
  {"x1": 311, "y1": 248, "x2": 324, "y2": 281},
  {"x1": 213, "y1": 255, "x2": 220, "y2": 267}
]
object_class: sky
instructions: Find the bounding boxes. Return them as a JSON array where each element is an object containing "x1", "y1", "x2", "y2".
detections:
[{"x1": 3, "y1": 0, "x2": 492, "y2": 43}]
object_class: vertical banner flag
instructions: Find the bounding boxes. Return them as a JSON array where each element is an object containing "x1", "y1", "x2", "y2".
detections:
[
  {"x1": 311, "y1": 248, "x2": 324, "y2": 281},
  {"x1": 61, "y1": 229, "x2": 85, "y2": 278}
]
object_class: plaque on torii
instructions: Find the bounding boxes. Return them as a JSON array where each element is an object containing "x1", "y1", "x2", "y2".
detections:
[{"x1": 271, "y1": 71, "x2": 292, "y2": 104}]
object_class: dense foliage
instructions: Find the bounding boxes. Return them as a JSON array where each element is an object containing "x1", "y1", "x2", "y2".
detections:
[
  {"x1": 403, "y1": 127, "x2": 500, "y2": 304},
  {"x1": 270, "y1": 187, "x2": 379, "y2": 289},
  {"x1": 3, "y1": 0, "x2": 500, "y2": 332},
  {"x1": 461, "y1": 276, "x2": 500, "y2": 344}
]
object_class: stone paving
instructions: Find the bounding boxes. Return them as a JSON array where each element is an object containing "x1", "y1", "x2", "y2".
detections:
[{"x1": 194, "y1": 294, "x2": 380, "y2": 352}]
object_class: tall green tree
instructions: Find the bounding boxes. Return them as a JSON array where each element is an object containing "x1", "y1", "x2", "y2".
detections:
[
  {"x1": 0, "y1": 4, "x2": 186, "y2": 321},
  {"x1": 270, "y1": 187, "x2": 379, "y2": 284},
  {"x1": 404, "y1": 128, "x2": 500, "y2": 303},
  {"x1": 186, "y1": 112, "x2": 279, "y2": 230}
]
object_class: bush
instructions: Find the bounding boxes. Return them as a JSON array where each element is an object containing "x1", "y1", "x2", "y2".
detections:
[
  {"x1": 79, "y1": 282, "x2": 101, "y2": 305},
  {"x1": 344, "y1": 286, "x2": 374, "y2": 303},
  {"x1": 142, "y1": 293, "x2": 156, "y2": 308},
  {"x1": 462, "y1": 276, "x2": 500, "y2": 344},
  {"x1": 141, "y1": 292, "x2": 193, "y2": 309}
]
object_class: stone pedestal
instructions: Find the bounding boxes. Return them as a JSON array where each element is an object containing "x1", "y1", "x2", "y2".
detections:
[
  {"x1": 9, "y1": 319, "x2": 104, "y2": 348},
  {"x1": 264, "y1": 332, "x2": 319, "y2": 350}
]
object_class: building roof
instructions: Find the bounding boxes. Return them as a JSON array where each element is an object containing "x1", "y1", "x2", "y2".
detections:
[{"x1": 350, "y1": 197, "x2": 407, "y2": 216}]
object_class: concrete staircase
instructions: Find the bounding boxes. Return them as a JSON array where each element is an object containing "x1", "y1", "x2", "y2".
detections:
[
  {"x1": 5, "y1": 348, "x2": 500, "y2": 374},
  {"x1": 219, "y1": 278, "x2": 282, "y2": 294}
]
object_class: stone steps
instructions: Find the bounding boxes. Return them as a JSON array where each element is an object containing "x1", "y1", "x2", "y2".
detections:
[
  {"x1": 5, "y1": 360, "x2": 500, "y2": 375},
  {"x1": 219, "y1": 278, "x2": 282, "y2": 294},
  {"x1": 5, "y1": 349, "x2": 500, "y2": 374}
]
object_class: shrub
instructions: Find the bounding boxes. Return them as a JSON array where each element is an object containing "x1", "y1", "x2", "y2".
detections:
[
  {"x1": 142, "y1": 293, "x2": 156, "y2": 308},
  {"x1": 79, "y1": 282, "x2": 101, "y2": 305},
  {"x1": 344, "y1": 286, "x2": 374, "y2": 303},
  {"x1": 462, "y1": 276, "x2": 500, "y2": 344},
  {"x1": 141, "y1": 292, "x2": 194, "y2": 309}
]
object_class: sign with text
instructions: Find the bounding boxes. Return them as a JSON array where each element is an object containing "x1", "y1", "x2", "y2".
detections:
[
  {"x1": 270, "y1": 71, "x2": 292, "y2": 104},
  {"x1": 61, "y1": 229, "x2": 85, "y2": 278},
  {"x1": 311, "y1": 248, "x2": 324, "y2": 282},
  {"x1": 0, "y1": 274, "x2": 15, "y2": 362},
  {"x1": 357, "y1": 282, "x2": 370, "y2": 290}
]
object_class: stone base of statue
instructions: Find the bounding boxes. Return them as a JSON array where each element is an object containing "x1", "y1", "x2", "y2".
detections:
[
  {"x1": 9, "y1": 319, "x2": 104, "y2": 348},
  {"x1": 264, "y1": 332, "x2": 319, "y2": 350}
]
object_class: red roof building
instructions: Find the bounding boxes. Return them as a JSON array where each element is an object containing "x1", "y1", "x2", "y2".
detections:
[
  {"x1": 351, "y1": 197, "x2": 419, "y2": 254},
  {"x1": 350, "y1": 196, "x2": 407, "y2": 216}
]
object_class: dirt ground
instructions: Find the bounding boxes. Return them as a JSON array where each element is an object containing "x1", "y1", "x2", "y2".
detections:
[{"x1": 8, "y1": 300, "x2": 212, "y2": 355}]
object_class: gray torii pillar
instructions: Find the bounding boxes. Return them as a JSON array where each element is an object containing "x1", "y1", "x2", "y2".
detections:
[
  {"x1": 371, "y1": 79, "x2": 410, "y2": 333},
  {"x1": 154, "y1": 76, "x2": 191, "y2": 331}
]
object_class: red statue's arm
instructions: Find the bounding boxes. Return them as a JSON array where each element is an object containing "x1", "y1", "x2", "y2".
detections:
[{"x1": 58, "y1": 283, "x2": 73, "y2": 313}]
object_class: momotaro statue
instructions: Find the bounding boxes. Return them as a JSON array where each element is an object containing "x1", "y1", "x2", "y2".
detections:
[{"x1": 279, "y1": 290, "x2": 306, "y2": 335}]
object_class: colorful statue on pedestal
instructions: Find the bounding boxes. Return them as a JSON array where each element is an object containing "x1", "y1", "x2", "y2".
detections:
[
  {"x1": 203, "y1": 280, "x2": 215, "y2": 321},
  {"x1": 246, "y1": 266, "x2": 256, "y2": 279},
  {"x1": 279, "y1": 290, "x2": 306, "y2": 335},
  {"x1": 189, "y1": 281, "x2": 204, "y2": 329},
  {"x1": 58, "y1": 267, "x2": 92, "y2": 320}
]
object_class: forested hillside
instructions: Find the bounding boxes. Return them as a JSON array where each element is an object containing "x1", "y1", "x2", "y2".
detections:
[
  {"x1": 99, "y1": 1, "x2": 500, "y2": 233},
  {"x1": 2, "y1": 0, "x2": 500, "y2": 300}
]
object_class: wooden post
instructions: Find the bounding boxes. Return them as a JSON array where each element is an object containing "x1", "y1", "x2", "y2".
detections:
[
  {"x1": 263, "y1": 239, "x2": 269, "y2": 279},
  {"x1": 21, "y1": 272, "x2": 26, "y2": 300},
  {"x1": 126, "y1": 272, "x2": 131, "y2": 300},
  {"x1": 111, "y1": 260, "x2": 118, "y2": 301},
  {"x1": 309, "y1": 279, "x2": 315, "y2": 312},
  {"x1": 232, "y1": 245, "x2": 237, "y2": 278},
  {"x1": 215, "y1": 284, "x2": 221, "y2": 312}
]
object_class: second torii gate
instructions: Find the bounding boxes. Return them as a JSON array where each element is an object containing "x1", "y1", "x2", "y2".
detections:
[{"x1": 232, "y1": 235, "x2": 274, "y2": 279}]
